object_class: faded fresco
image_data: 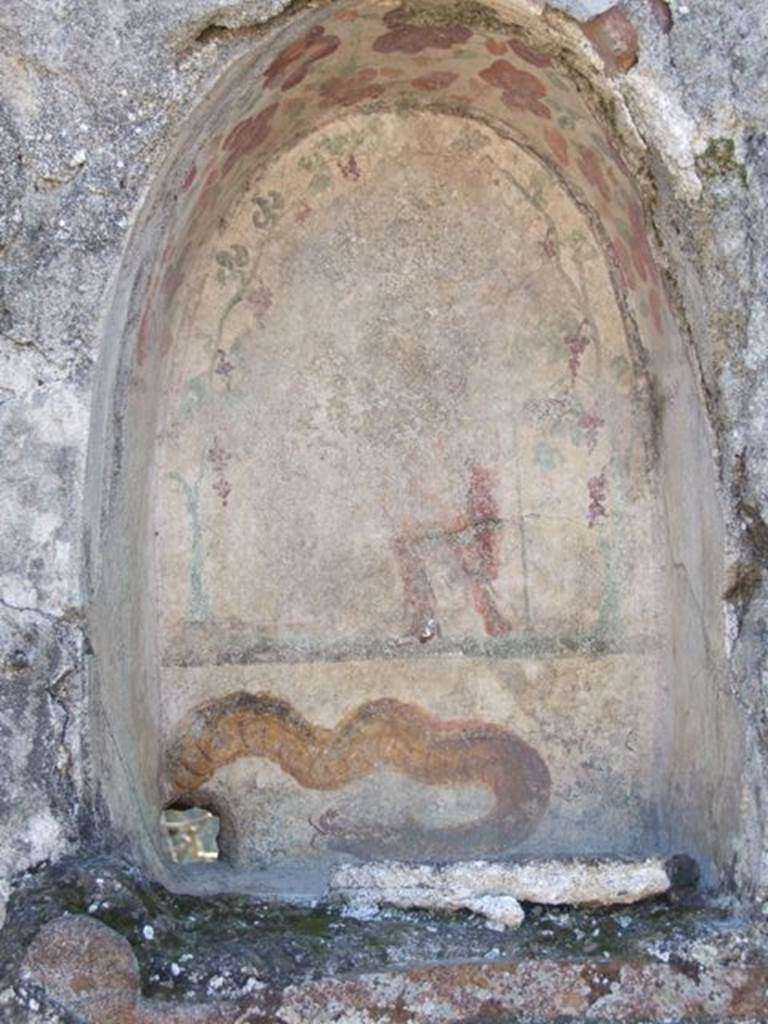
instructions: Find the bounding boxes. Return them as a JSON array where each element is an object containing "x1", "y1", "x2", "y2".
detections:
[{"x1": 156, "y1": 106, "x2": 667, "y2": 869}]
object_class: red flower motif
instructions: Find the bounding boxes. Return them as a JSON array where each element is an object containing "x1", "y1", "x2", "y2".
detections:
[
  {"x1": 410, "y1": 70, "x2": 459, "y2": 91},
  {"x1": 338, "y1": 153, "x2": 361, "y2": 180},
  {"x1": 577, "y1": 145, "x2": 611, "y2": 203},
  {"x1": 161, "y1": 263, "x2": 183, "y2": 303},
  {"x1": 564, "y1": 319, "x2": 591, "y2": 381},
  {"x1": 485, "y1": 37, "x2": 507, "y2": 55},
  {"x1": 221, "y1": 103, "x2": 279, "y2": 176},
  {"x1": 612, "y1": 235, "x2": 636, "y2": 291},
  {"x1": 543, "y1": 125, "x2": 569, "y2": 166},
  {"x1": 245, "y1": 284, "x2": 273, "y2": 327},
  {"x1": 508, "y1": 39, "x2": 551, "y2": 67},
  {"x1": 587, "y1": 469, "x2": 608, "y2": 526},
  {"x1": 192, "y1": 164, "x2": 220, "y2": 216},
  {"x1": 319, "y1": 68, "x2": 386, "y2": 106},
  {"x1": 541, "y1": 226, "x2": 558, "y2": 260},
  {"x1": 626, "y1": 200, "x2": 658, "y2": 285},
  {"x1": 214, "y1": 348, "x2": 235, "y2": 386},
  {"x1": 479, "y1": 60, "x2": 550, "y2": 119},
  {"x1": 136, "y1": 280, "x2": 172, "y2": 368},
  {"x1": 160, "y1": 241, "x2": 191, "y2": 305},
  {"x1": 373, "y1": 10, "x2": 471, "y2": 53},
  {"x1": 579, "y1": 412, "x2": 604, "y2": 453},
  {"x1": 181, "y1": 163, "x2": 197, "y2": 191},
  {"x1": 264, "y1": 25, "x2": 341, "y2": 91}
]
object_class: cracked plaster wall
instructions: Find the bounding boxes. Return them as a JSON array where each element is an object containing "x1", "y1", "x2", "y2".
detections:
[{"x1": 0, "y1": 0, "x2": 766, "y2": 927}]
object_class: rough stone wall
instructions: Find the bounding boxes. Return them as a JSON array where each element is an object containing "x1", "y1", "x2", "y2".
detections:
[
  {"x1": 0, "y1": 0, "x2": 766, "y2": 931},
  {"x1": 622, "y1": 0, "x2": 768, "y2": 896}
]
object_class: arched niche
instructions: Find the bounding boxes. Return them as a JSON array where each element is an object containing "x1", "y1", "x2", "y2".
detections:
[{"x1": 86, "y1": 0, "x2": 743, "y2": 896}]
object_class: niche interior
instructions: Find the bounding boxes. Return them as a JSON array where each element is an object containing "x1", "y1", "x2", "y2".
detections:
[{"x1": 87, "y1": 0, "x2": 742, "y2": 897}]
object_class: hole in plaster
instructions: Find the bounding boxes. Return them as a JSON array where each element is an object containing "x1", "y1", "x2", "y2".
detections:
[{"x1": 161, "y1": 804, "x2": 220, "y2": 863}]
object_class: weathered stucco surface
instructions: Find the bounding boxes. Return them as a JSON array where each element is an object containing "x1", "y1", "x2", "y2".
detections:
[
  {"x1": 1, "y1": 0, "x2": 767, "y2": 1018},
  {"x1": 78, "y1": 0, "x2": 729, "y2": 897},
  {"x1": 159, "y1": 103, "x2": 667, "y2": 873}
]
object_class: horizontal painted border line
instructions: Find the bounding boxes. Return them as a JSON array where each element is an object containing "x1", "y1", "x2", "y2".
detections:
[{"x1": 162, "y1": 630, "x2": 656, "y2": 667}]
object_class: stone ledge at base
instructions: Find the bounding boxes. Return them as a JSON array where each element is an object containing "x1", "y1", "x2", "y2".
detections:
[
  {"x1": 330, "y1": 858, "x2": 673, "y2": 930},
  {"x1": 19, "y1": 913, "x2": 768, "y2": 1023}
]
